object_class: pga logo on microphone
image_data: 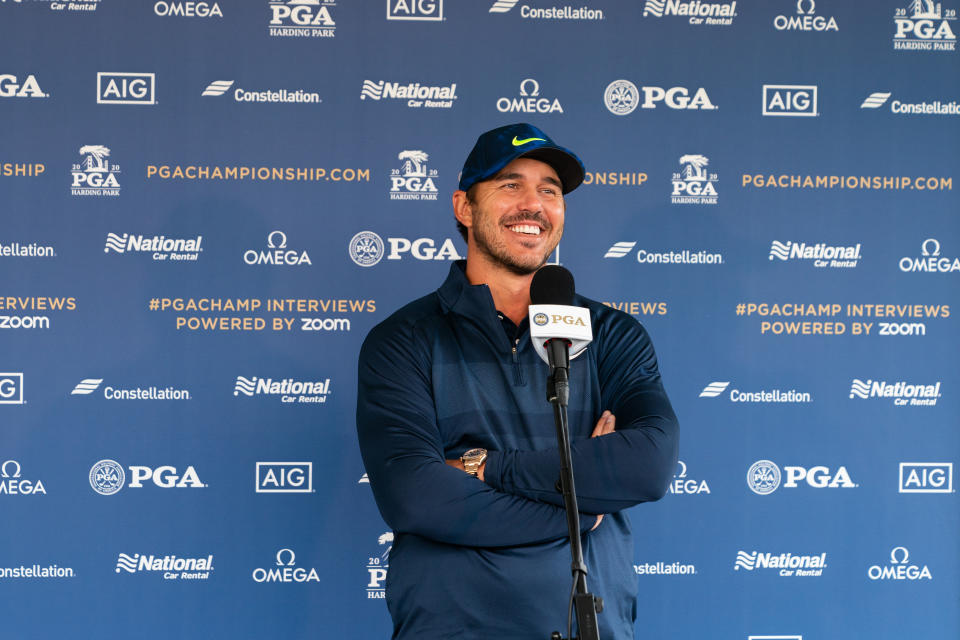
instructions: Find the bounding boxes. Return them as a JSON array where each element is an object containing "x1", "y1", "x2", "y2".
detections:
[{"x1": 528, "y1": 305, "x2": 593, "y2": 362}]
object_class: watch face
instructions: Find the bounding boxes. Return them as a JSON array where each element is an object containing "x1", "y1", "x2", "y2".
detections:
[{"x1": 462, "y1": 448, "x2": 483, "y2": 459}]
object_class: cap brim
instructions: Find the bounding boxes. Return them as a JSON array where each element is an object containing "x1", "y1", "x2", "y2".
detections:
[{"x1": 519, "y1": 147, "x2": 585, "y2": 194}]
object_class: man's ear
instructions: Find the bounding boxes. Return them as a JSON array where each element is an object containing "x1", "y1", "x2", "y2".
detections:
[{"x1": 452, "y1": 190, "x2": 473, "y2": 229}]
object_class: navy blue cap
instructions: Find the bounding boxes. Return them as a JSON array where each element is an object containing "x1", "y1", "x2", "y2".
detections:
[{"x1": 458, "y1": 123, "x2": 585, "y2": 194}]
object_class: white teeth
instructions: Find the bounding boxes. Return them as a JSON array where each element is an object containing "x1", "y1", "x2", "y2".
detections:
[{"x1": 509, "y1": 224, "x2": 541, "y2": 236}]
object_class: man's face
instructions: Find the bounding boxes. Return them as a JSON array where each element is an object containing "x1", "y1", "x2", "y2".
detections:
[{"x1": 463, "y1": 157, "x2": 565, "y2": 276}]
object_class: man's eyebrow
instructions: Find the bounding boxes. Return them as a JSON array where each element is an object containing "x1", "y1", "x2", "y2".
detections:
[{"x1": 492, "y1": 171, "x2": 563, "y2": 189}]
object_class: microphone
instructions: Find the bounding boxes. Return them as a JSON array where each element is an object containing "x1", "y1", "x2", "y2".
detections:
[{"x1": 528, "y1": 265, "x2": 593, "y2": 371}]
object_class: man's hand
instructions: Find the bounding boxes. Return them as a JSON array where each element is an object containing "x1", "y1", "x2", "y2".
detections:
[
  {"x1": 588, "y1": 411, "x2": 615, "y2": 531},
  {"x1": 591, "y1": 410, "x2": 615, "y2": 438},
  {"x1": 445, "y1": 458, "x2": 486, "y2": 482}
]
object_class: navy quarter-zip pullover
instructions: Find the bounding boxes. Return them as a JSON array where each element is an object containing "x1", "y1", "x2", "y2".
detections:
[{"x1": 357, "y1": 261, "x2": 679, "y2": 640}]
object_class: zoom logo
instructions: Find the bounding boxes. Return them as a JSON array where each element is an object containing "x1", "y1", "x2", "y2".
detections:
[{"x1": 0, "y1": 373, "x2": 24, "y2": 404}]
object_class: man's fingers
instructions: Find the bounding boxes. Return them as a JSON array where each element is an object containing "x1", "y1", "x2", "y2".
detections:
[
  {"x1": 591, "y1": 514, "x2": 604, "y2": 531},
  {"x1": 591, "y1": 411, "x2": 615, "y2": 437}
]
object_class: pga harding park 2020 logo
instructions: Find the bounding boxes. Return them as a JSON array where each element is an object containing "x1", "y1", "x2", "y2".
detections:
[
  {"x1": 70, "y1": 145, "x2": 120, "y2": 196},
  {"x1": 849, "y1": 378, "x2": 942, "y2": 406},
  {"x1": 671, "y1": 154, "x2": 718, "y2": 204},
  {"x1": 893, "y1": 1, "x2": 957, "y2": 51},
  {"x1": 389, "y1": 151, "x2": 439, "y2": 201},
  {"x1": 105, "y1": 232, "x2": 202, "y2": 262},
  {"x1": 366, "y1": 532, "x2": 393, "y2": 599},
  {"x1": 268, "y1": 0, "x2": 336, "y2": 38}
]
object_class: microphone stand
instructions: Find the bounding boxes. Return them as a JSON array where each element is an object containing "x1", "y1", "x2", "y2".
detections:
[{"x1": 545, "y1": 339, "x2": 602, "y2": 640}]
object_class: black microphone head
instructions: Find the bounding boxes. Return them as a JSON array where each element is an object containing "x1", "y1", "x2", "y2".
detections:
[{"x1": 530, "y1": 265, "x2": 575, "y2": 305}]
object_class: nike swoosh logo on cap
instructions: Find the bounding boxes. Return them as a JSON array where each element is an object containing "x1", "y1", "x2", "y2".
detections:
[{"x1": 512, "y1": 136, "x2": 546, "y2": 146}]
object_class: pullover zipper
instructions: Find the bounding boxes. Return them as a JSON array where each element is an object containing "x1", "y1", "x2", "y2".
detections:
[{"x1": 511, "y1": 338, "x2": 525, "y2": 386}]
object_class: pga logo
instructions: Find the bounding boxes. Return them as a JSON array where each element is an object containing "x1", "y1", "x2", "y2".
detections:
[
  {"x1": 90, "y1": 460, "x2": 206, "y2": 495},
  {"x1": 388, "y1": 238, "x2": 461, "y2": 261},
  {"x1": 0, "y1": 74, "x2": 47, "y2": 98},
  {"x1": 269, "y1": 0, "x2": 335, "y2": 26},
  {"x1": 747, "y1": 460, "x2": 857, "y2": 495}
]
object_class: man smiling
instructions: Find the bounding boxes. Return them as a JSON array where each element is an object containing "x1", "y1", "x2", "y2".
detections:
[{"x1": 357, "y1": 123, "x2": 678, "y2": 640}]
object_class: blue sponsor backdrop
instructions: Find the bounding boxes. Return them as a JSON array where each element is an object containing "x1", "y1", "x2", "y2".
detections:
[{"x1": 1, "y1": 1, "x2": 958, "y2": 638}]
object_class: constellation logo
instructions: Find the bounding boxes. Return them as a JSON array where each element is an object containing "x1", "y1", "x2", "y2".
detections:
[
  {"x1": 202, "y1": 79, "x2": 321, "y2": 104},
  {"x1": 774, "y1": 0, "x2": 837, "y2": 31},
  {"x1": 366, "y1": 532, "x2": 393, "y2": 599},
  {"x1": 899, "y1": 462, "x2": 953, "y2": 493},
  {"x1": 762, "y1": 85, "x2": 818, "y2": 117},
  {"x1": 861, "y1": 92, "x2": 892, "y2": 109},
  {"x1": 768, "y1": 240, "x2": 861, "y2": 268},
  {"x1": 862, "y1": 91, "x2": 960, "y2": 114},
  {"x1": 390, "y1": 151, "x2": 439, "y2": 200},
  {"x1": 253, "y1": 549, "x2": 320, "y2": 583},
  {"x1": 735, "y1": 550, "x2": 826, "y2": 577},
  {"x1": 671, "y1": 154, "x2": 718, "y2": 204},
  {"x1": 488, "y1": 0, "x2": 604, "y2": 20},
  {"x1": 668, "y1": 460, "x2": 710, "y2": 495},
  {"x1": 359, "y1": 473, "x2": 369, "y2": 483},
  {"x1": 388, "y1": 0, "x2": 443, "y2": 21},
  {"x1": 0, "y1": 460, "x2": 46, "y2": 496},
  {"x1": 0, "y1": 240, "x2": 54, "y2": 258},
  {"x1": 96, "y1": 73, "x2": 156, "y2": 105},
  {"x1": 0, "y1": 373, "x2": 24, "y2": 404},
  {"x1": 634, "y1": 561, "x2": 697, "y2": 575},
  {"x1": 868, "y1": 547, "x2": 931, "y2": 580},
  {"x1": 269, "y1": 0, "x2": 337, "y2": 38},
  {"x1": 70, "y1": 379, "x2": 103, "y2": 395},
  {"x1": 900, "y1": 239, "x2": 960, "y2": 272},
  {"x1": 0, "y1": 74, "x2": 48, "y2": 98},
  {"x1": 243, "y1": 231, "x2": 311, "y2": 266},
  {"x1": 497, "y1": 78, "x2": 562, "y2": 114},
  {"x1": 849, "y1": 378, "x2": 941, "y2": 406},
  {"x1": 361, "y1": 80, "x2": 457, "y2": 108},
  {"x1": 605, "y1": 241, "x2": 723, "y2": 264},
  {"x1": 893, "y1": 1, "x2": 957, "y2": 51},
  {"x1": 104, "y1": 233, "x2": 203, "y2": 261},
  {"x1": 70, "y1": 145, "x2": 120, "y2": 196},
  {"x1": 700, "y1": 380, "x2": 811, "y2": 403},
  {"x1": 256, "y1": 462, "x2": 314, "y2": 493},
  {"x1": 116, "y1": 553, "x2": 213, "y2": 580},
  {"x1": 642, "y1": 0, "x2": 737, "y2": 26},
  {"x1": 70, "y1": 378, "x2": 190, "y2": 400},
  {"x1": 233, "y1": 376, "x2": 331, "y2": 404}
]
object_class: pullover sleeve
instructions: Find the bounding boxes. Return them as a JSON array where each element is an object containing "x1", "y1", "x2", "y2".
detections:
[
  {"x1": 357, "y1": 318, "x2": 594, "y2": 548},
  {"x1": 484, "y1": 310, "x2": 679, "y2": 515}
]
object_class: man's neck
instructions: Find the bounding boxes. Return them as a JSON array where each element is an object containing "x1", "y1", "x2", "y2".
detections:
[{"x1": 464, "y1": 258, "x2": 534, "y2": 326}]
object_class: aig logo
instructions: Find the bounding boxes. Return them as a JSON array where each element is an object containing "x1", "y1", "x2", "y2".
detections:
[
  {"x1": 256, "y1": 462, "x2": 313, "y2": 493},
  {"x1": 0, "y1": 373, "x2": 24, "y2": 404},
  {"x1": 763, "y1": 84, "x2": 818, "y2": 117},
  {"x1": 97, "y1": 73, "x2": 156, "y2": 105},
  {"x1": 899, "y1": 462, "x2": 953, "y2": 493},
  {"x1": 387, "y1": 0, "x2": 443, "y2": 21}
]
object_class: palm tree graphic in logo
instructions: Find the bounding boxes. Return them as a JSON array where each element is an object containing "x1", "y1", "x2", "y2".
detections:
[
  {"x1": 79, "y1": 145, "x2": 111, "y2": 173},
  {"x1": 678, "y1": 154, "x2": 709, "y2": 181},
  {"x1": 398, "y1": 150, "x2": 428, "y2": 177}
]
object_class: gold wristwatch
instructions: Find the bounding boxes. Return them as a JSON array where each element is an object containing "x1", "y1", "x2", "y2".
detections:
[{"x1": 460, "y1": 448, "x2": 488, "y2": 477}]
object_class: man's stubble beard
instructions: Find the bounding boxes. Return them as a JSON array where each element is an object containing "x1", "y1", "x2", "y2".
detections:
[{"x1": 469, "y1": 204, "x2": 563, "y2": 276}]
